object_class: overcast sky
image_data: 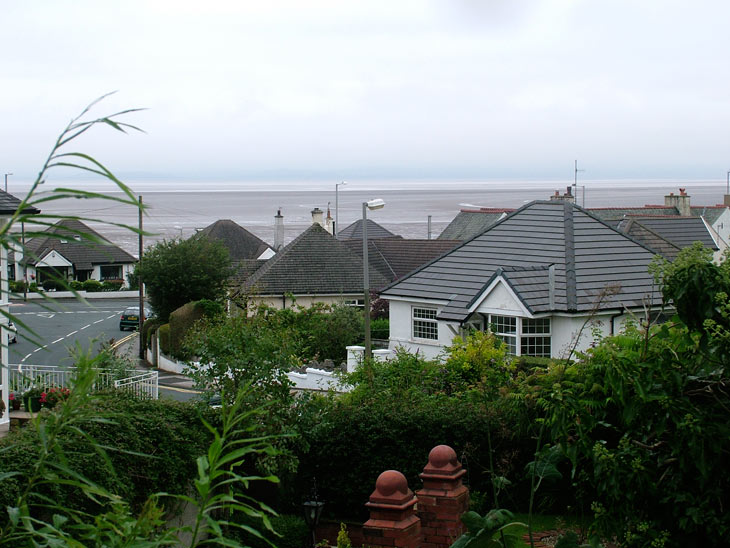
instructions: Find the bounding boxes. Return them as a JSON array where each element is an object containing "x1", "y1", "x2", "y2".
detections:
[{"x1": 2, "y1": 0, "x2": 730, "y2": 184}]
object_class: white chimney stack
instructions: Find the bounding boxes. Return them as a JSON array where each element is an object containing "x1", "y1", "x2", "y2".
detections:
[
  {"x1": 274, "y1": 209, "x2": 284, "y2": 251},
  {"x1": 311, "y1": 207, "x2": 324, "y2": 227}
]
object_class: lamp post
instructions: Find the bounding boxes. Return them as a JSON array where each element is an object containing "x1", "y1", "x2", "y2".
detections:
[
  {"x1": 302, "y1": 480, "x2": 325, "y2": 548},
  {"x1": 4, "y1": 173, "x2": 12, "y2": 193},
  {"x1": 335, "y1": 181, "x2": 347, "y2": 238},
  {"x1": 362, "y1": 198, "x2": 385, "y2": 360}
]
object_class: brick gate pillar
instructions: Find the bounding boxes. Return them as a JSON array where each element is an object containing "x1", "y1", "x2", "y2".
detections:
[
  {"x1": 416, "y1": 445, "x2": 469, "y2": 547},
  {"x1": 362, "y1": 470, "x2": 421, "y2": 547}
]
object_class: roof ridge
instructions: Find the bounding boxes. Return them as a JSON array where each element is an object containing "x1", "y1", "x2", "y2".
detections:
[{"x1": 563, "y1": 201, "x2": 577, "y2": 311}]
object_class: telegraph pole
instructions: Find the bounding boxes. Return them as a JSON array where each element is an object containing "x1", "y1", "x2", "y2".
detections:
[
  {"x1": 138, "y1": 196, "x2": 145, "y2": 360},
  {"x1": 573, "y1": 160, "x2": 586, "y2": 207}
]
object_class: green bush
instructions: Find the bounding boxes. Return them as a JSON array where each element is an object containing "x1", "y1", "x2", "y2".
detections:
[
  {"x1": 9, "y1": 280, "x2": 26, "y2": 293},
  {"x1": 101, "y1": 280, "x2": 124, "y2": 291},
  {"x1": 42, "y1": 279, "x2": 64, "y2": 291},
  {"x1": 231, "y1": 513, "x2": 308, "y2": 548},
  {"x1": 158, "y1": 323, "x2": 171, "y2": 355},
  {"x1": 82, "y1": 279, "x2": 103, "y2": 292},
  {"x1": 168, "y1": 300, "x2": 223, "y2": 360},
  {"x1": 0, "y1": 391, "x2": 212, "y2": 520},
  {"x1": 28, "y1": 282, "x2": 38, "y2": 292},
  {"x1": 69, "y1": 280, "x2": 84, "y2": 290},
  {"x1": 141, "y1": 317, "x2": 164, "y2": 349},
  {"x1": 370, "y1": 317, "x2": 389, "y2": 340}
]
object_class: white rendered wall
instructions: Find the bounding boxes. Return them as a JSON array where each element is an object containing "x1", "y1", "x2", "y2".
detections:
[{"x1": 387, "y1": 299, "x2": 453, "y2": 360}]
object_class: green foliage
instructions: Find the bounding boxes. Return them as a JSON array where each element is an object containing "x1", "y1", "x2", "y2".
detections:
[
  {"x1": 541, "y1": 319, "x2": 730, "y2": 547},
  {"x1": 443, "y1": 330, "x2": 514, "y2": 395},
  {"x1": 141, "y1": 317, "x2": 164, "y2": 349},
  {"x1": 0, "y1": 390, "x2": 211, "y2": 522},
  {"x1": 82, "y1": 279, "x2": 103, "y2": 292},
  {"x1": 370, "y1": 317, "x2": 389, "y2": 340},
  {"x1": 158, "y1": 323, "x2": 171, "y2": 355},
  {"x1": 126, "y1": 268, "x2": 139, "y2": 290},
  {"x1": 184, "y1": 310, "x2": 305, "y2": 476},
  {"x1": 232, "y1": 514, "x2": 309, "y2": 548},
  {"x1": 8, "y1": 280, "x2": 26, "y2": 293},
  {"x1": 138, "y1": 235, "x2": 233, "y2": 321},
  {"x1": 101, "y1": 280, "x2": 124, "y2": 291},
  {"x1": 337, "y1": 522, "x2": 353, "y2": 548},
  {"x1": 451, "y1": 509, "x2": 525, "y2": 548},
  {"x1": 69, "y1": 280, "x2": 84, "y2": 290}
]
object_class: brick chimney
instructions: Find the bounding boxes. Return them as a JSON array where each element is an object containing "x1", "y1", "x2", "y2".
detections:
[
  {"x1": 274, "y1": 209, "x2": 284, "y2": 251},
  {"x1": 549, "y1": 186, "x2": 575, "y2": 203},
  {"x1": 665, "y1": 188, "x2": 692, "y2": 216},
  {"x1": 325, "y1": 202, "x2": 334, "y2": 235}
]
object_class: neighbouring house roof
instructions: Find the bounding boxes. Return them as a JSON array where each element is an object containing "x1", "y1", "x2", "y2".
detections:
[
  {"x1": 231, "y1": 258, "x2": 268, "y2": 284},
  {"x1": 381, "y1": 201, "x2": 664, "y2": 323},
  {"x1": 616, "y1": 216, "x2": 717, "y2": 252},
  {"x1": 442, "y1": 202, "x2": 730, "y2": 242},
  {"x1": 195, "y1": 219, "x2": 272, "y2": 261},
  {"x1": 612, "y1": 219, "x2": 681, "y2": 261},
  {"x1": 0, "y1": 190, "x2": 40, "y2": 215},
  {"x1": 337, "y1": 218, "x2": 399, "y2": 240},
  {"x1": 437, "y1": 210, "x2": 512, "y2": 241},
  {"x1": 21, "y1": 219, "x2": 136, "y2": 270},
  {"x1": 240, "y1": 223, "x2": 390, "y2": 297},
  {"x1": 344, "y1": 238, "x2": 461, "y2": 282}
]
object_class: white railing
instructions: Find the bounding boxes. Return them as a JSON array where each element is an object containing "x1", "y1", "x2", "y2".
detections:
[
  {"x1": 114, "y1": 371, "x2": 158, "y2": 399},
  {"x1": 9, "y1": 364, "x2": 159, "y2": 400}
]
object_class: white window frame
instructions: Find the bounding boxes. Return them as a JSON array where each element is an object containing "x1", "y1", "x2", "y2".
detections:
[
  {"x1": 487, "y1": 314, "x2": 551, "y2": 357},
  {"x1": 412, "y1": 306, "x2": 438, "y2": 341}
]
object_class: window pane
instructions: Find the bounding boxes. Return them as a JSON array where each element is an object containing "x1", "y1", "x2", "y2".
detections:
[
  {"x1": 496, "y1": 334, "x2": 517, "y2": 355},
  {"x1": 521, "y1": 336, "x2": 551, "y2": 357},
  {"x1": 413, "y1": 307, "x2": 438, "y2": 340},
  {"x1": 491, "y1": 315, "x2": 516, "y2": 334},
  {"x1": 523, "y1": 318, "x2": 550, "y2": 334}
]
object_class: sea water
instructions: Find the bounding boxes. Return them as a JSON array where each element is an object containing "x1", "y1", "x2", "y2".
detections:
[{"x1": 9, "y1": 178, "x2": 727, "y2": 255}]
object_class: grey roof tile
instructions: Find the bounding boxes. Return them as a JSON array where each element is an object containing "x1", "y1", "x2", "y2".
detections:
[
  {"x1": 195, "y1": 219, "x2": 272, "y2": 261},
  {"x1": 381, "y1": 201, "x2": 663, "y2": 323},
  {"x1": 241, "y1": 224, "x2": 390, "y2": 296},
  {"x1": 0, "y1": 190, "x2": 40, "y2": 215},
  {"x1": 22, "y1": 219, "x2": 136, "y2": 270},
  {"x1": 337, "y1": 219, "x2": 399, "y2": 240}
]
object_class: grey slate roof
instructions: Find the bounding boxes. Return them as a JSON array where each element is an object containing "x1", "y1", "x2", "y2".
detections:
[
  {"x1": 617, "y1": 216, "x2": 717, "y2": 251},
  {"x1": 241, "y1": 223, "x2": 390, "y2": 296},
  {"x1": 0, "y1": 190, "x2": 40, "y2": 215},
  {"x1": 22, "y1": 220, "x2": 136, "y2": 270},
  {"x1": 381, "y1": 201, "x2": 663, "y2": 323},
  {"x1": 195, "y1": 219, "x2": 272, "y2": 261},
  {"x1": 344, "y1": 238, "x2": 461, "y2": 282},
  {"x1": 337, "y1": 219, "x2": 399, "y2": 240},
  {"x1": 231, "y1": 259, "x2": 268, "y2": 284},
  {"x1": 437, "y1": 210, "x2": 512, "y2": 241},
  {"x1": 690, "y1": 206, "x2": 726, "y2": 225},
  {"x1": 613, "y1": 219, "x2": 681, "y2": 260}
]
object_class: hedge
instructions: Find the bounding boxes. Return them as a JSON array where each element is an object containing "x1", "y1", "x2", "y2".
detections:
[{"x1": 0, "y1": 391, "x2": 212, "y2": 521}]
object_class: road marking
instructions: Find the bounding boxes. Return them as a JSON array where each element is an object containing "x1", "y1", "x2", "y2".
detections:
[
  {"x1": 106, "y1": 314, "x2": 117, "y2": 319},
  {"x1": 93, "y1": 319, "x2": 105, "y2": 324},
  {"x1": 80, "y1": 324, "x2": 91, "y2": 330},
  {"x1": 160, "y1": 385, "x2": 202, "y2": 394},
  {"x1": 38, "y1": 313, "x2": 56, "y2": 319},
  {"x1": 67, "y1": 330, "x2": 78, "y2": 336},
  {"x1": 51, "y1": 338, "x2": 64, "y2": 344},
  {"x1": 23, "y1": 353, "x2": 31, "y2": 361}
]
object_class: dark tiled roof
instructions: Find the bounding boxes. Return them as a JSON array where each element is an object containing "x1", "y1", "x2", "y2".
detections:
[
  {"x1": 195, "y1": 219, "x2": 272, "y2": 261},
  {"x1": 22, "y1": 219, "x2": 136, "y2": 270},
  {"x1": 690, "y1": 206, "x2": 727, "y2": 225},
  {"x1": 437, "y1": 210, "x2": 510, "y2": 240},
  {"x1": 0, "y1": 190, "x2": 40, "y2": 215},
  {"x1": 231, "y1": 259, "x2": 267, "y2": 284},
  {"x1": 381, "y1": 201, "x2": 663, "y2": 323},
  {"x1": 337, "y1": 219, "x2": 398, "y2": 240},
  {"x1": 621, "y1": 216, "x2": 718, "y2": 250},
  {"x1": 614, "y1": 219, "x2": 681, "y2": 260},
  {"x1": 242, "y1": 224, "x2": 390, "y2": 296},
  {"x1": 344, "y1": 238, "x2": 461, "y2": 282}
]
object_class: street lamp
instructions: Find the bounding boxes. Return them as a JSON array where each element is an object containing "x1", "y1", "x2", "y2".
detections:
[
  {"x1": 4, "y1": 173, "x2": 12, "y2": 193},
  {"x1": 362, "y1": 198, "x2": 385, "y2": 360},
  {"x1": 335, "y1": 181, "x2": 347, "y2": 237}
]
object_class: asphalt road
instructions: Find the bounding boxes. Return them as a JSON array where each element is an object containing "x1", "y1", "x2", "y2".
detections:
[
  {"x1": 8, "y1": 297, "x2": 139, "y2": 368},
  {"x1": 8, "y1": 297, "x2": 203, "y2": 402}
]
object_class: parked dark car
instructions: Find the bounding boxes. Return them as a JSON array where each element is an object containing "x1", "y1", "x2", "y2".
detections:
[{"x1": 119, "y1": 306, "x2": 152, "y2": 331}]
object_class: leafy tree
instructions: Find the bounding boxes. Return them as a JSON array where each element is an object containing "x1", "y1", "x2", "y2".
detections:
[{"x1": 138, "y1": 236, "x2": 233, "y2": 321}]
